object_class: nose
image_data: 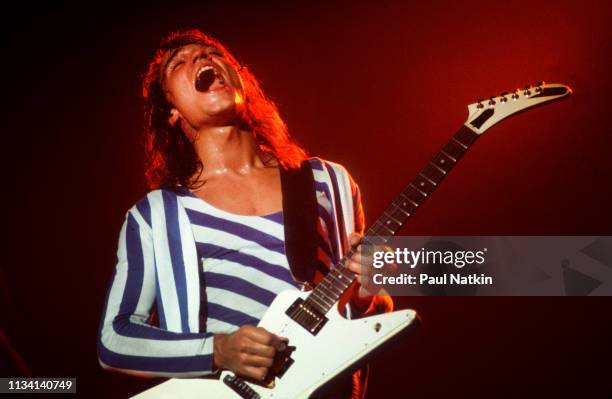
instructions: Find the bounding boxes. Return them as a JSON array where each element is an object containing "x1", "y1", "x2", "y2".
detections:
[{"x1": 193, "y1": 50, "x2": 212, "y2": 64}]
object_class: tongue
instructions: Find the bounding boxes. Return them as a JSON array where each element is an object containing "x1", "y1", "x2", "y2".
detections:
[{"x1": 195, "y1": 69, "x2": 216, "y2": 92}]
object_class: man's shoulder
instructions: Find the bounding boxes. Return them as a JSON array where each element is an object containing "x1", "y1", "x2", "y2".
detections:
[
  {"x1": 126, "y1": 187, "x2": 185, "y2": 227},
  {"x1": 306, "y1": 157, "x2": 353, "y2": 177},
  {"x1": 133, "y1": 186, "x2": 188, "y2": 206}
]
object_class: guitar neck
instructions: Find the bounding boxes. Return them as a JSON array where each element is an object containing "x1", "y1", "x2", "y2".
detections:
[
  {"x1": 304, "y1": 125, "x2": 480, "y2": 314},
  {"x1": 366, "y1": 125, "x2": 480, "y2": 239}
]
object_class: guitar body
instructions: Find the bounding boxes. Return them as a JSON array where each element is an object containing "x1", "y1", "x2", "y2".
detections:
[{"x1": 133, "y1": 290, "x2": 417, "y2": 399}]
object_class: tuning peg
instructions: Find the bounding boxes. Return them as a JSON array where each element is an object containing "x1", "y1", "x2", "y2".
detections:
[
  {"x1": 535, "y1": 81, "x2": 544, "y2": 94},
  {"x1": 511, "y1": 89, "x2": 520, "y2": 100},
  {"x1": 523, "y1": 85, "x2": 532, "y2": 97},
  {"x1": 476, "y1": 98, "x2": 485, "y2": 109},
  {"x1": 488, "y1": 97, "x2": 496, "y2": 107}
]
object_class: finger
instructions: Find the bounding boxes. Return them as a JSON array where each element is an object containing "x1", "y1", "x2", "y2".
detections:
[
  {"x1": 244, "y1": 341, "x2": 276, "y2": 358},
  {"x1": 270, "y1": 334, "x2": 288, "y2": 352},
  {"x1": 357, "y1": 274, "x2": 371, "y2": 287},
  {"x1": 243, "y1": 354, "x2": 274, "y2": 368},
  {"x1": 244, "y1": 326, "x2": 276, "y2": 345},
  {"x1": 350, "y1": 250, "x2": 362, "y2": 263},
  {"x1": 346, "y1": 259, "x2": 361, "y2": 274},
  {"x1": 245, "y1": 327, "x2": 287, "y2": 352},
  {"x1": 349, "y1": 233, "x2": 362, "y2": 247},
  {"x1": 239, "y1": 365, "x2": 268, "y2": 381}
]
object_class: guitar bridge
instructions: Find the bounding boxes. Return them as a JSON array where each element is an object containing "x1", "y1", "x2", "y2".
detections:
[{"x1": 285, "y1": 297, "x2": 328, "y2": 335}]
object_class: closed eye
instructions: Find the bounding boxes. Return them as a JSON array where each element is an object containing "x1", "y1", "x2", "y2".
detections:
[{"x1": 172, "y1": 60, "x2": 185, "y2": 70}]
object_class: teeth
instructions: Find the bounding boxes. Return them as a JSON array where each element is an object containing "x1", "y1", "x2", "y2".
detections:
[{"x1": 197, "y1": 65, "x2": 215, "y2": 78}]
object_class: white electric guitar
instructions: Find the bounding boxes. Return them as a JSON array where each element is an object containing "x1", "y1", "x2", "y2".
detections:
[{"x1": 133, "y1": 82, "x2": 571, "y2": 399}]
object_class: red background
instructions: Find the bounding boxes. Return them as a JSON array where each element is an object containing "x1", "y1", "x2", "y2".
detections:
[{"x1": 2, "y1": 1, "x2": 611, "y2": 397}]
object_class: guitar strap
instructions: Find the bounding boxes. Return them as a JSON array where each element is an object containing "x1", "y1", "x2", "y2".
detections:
[{"x1": 280, "y1": 159, "x2": 319, "y2": 286}]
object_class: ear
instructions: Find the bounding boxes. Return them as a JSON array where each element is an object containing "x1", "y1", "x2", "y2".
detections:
[{"x1": 168, "y1": 108, "x2": 181, "y2": 127}]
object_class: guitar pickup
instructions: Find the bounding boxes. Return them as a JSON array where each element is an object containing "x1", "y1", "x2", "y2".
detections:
[
  {"x1": 223, "y1": 375, "x2": 261, "y2": 399},
  {"x1": 285, "y1": 298, "x2": 328, "y2": 335}
]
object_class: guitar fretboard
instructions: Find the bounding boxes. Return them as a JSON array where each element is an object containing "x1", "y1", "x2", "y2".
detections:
[{"x1": 304, "y1": 126, "x2": 480, "y2": 314}]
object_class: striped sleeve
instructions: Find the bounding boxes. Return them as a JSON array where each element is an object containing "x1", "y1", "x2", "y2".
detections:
[
  {"x1": 348, "y1": 170, "x2": 365, "y2": 236},
  {"x1": 333, "y1": 163, "x2": 394, "y2": 315},
  {"x1": 97, "y1": 199, "x2": 214, "y2": 377}
]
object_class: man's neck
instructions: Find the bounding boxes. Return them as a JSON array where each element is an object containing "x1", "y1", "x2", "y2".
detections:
[{"x1": 191, "y1": 125, "x2": 267, "y2": 180}]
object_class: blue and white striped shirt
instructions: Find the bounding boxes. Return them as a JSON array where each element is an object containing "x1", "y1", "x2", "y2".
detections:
[
  {"x1": 179, "y1": 188, "x2": 299, "y2": 333},
  {"x1": 97, "y1": 158, "x2": 364, "y2": 377}
]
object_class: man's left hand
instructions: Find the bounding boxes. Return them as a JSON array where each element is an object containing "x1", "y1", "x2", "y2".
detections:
[{"x1": 345, "y1": 233, "x2": 380, "y2": 307}]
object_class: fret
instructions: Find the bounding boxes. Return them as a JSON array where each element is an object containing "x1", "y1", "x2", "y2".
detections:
[
  {"x1": 317, "y1": 280, "x2": 342, "y2": 298},
  {"x1": 409, "y1": 182, "x2": 428, "y2": 197},
  {"x1": 333, "y1": 266, "x2": 355, "y2": 278},
  {"x1": 432, "y1": 153, "x2": 453, "y2": 172},
  {"x1": 392, "y1": 196, "x2": 418, "y2": 214},
  {"x1": 330, "y1": 268, "x2": 355, "y2": 297},
  {"x1": 308, "y1": 291, "x2": 332, "y2": 310},
  {"x1": 403, "y1": 185, "x2": 426, "y2": 205},
  {"x1": 389, "y1": 205, "x2": 410, "y2": 221},
  {"x1": 319, "y1": 277, "x2": 345, "y2": 297},
  {"x1": 383, "y1": 209, "x2": 402, "y2": 224},
  {"x1": 382, "y1": 216, "x2": 402, "y2": 232},
  {"x1": 451, "y1": 136, "x2": 468, "y2": 149},
  {"x1": 303, "y1": 294, "x2": 327, "y2": 314},
  {"x1": 454, "y1": 126, "x2": 479, "y2": 146},
  {"x1": 362, "y1": 235, "x2": 387, "y2": 246},
  {"x1": 307, "y1": 293, "x2": 333, "y2": 312},
  {"x1": 327, "y1": 269, "x2": 346, "y2": 289},
  {"x1": 380, "y1": 217, "x2": 402, "y2": 232},
  {"x1": 373, "y1": 219, "x2": 395, "y2": 235},
  {"x1": 443, "y1": 139, "x2": 467, "y2": 160},
  {"x1": 312, "y1": 290, "x2": 336, "y2": 309},
  {"x1": 440, "y1": 149, "x2": 457, "y2": 162},
  {"x1": 383, "y1": 209, "x2": 403, "y2": 226},
  {"x1": 429, "y1": 160, "x2": 448, "y2": 175},
  {"x1": 327, "y1": 270, "x2": 351, "y2": 290},
  {"x1": 336, "y1": 265, "x2": 355, "y2": 281},
  {"x1": 368, "y1": 224, "x2": 386, "y2": 236},
  {"x1": 399, "y1": 192, "x2": 418, "y2": 208},
  {"x1": 418, "y1": 172, "x2": 437, "y2": 187},
  {"x1": 422, "y1": 164, "x2": 445, "y2": 183},
  {"x1": 311, "y1": 289, "x2": 334, "y2": 307}
]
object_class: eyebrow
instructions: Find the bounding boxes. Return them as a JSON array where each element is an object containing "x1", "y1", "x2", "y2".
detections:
[
  {"x1": 161, "y1": 44, "x2": 222, "y2": 80},
  {"x1": 162, "y1": 47, "x2": 184, "y2": 77}
]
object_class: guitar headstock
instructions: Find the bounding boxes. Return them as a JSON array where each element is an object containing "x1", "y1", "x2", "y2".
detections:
[{"x1": 465, "y1": 82, "x2": 572, "y2": 134}]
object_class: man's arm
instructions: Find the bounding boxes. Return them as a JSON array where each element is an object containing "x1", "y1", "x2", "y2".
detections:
[
  {"x1": 97, "y1": 206, "x2": 214, "y2": 377},
  {"x1": 345, "y1": 170, "x2": 393, "y2": 316}
]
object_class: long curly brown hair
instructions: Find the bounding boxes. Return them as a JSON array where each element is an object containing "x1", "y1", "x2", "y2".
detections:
[{"x1": 142, "y1": 29, "x2": 307, "y2": 189}]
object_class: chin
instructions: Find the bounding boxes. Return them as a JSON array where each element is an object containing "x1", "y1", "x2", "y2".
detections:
[{"x1": 205, "y1": 104, "x2": 243, "y2": 126}]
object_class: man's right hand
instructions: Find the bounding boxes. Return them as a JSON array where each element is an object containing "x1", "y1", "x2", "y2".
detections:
[{"x1": 213, "y1": 325, "x2": 288, "y2": 381}]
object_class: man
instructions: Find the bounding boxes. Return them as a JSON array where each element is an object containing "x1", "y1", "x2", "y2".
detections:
[{"x1": 97, "y1": 29, "x2": 391, "y2": 398}]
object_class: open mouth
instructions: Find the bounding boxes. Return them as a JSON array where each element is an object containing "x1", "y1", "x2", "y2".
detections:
[{"x1": 195, "y1": 65, "x2": 225, "y2": 92}]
